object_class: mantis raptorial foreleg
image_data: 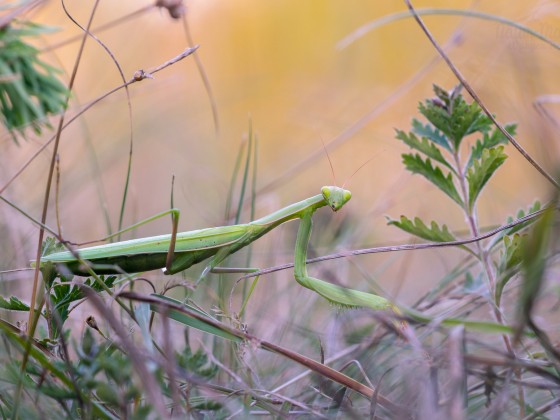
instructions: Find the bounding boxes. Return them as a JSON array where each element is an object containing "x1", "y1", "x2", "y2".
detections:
[{"x1": 294, "y1": 210, "x2": 391, "y2": 310}]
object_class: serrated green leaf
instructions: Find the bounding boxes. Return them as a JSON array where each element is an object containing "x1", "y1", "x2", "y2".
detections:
[
  {"x1": 507, "y1": 200, "x2": 542, "y2": 235},
  {"x1": 41, "y1": 237, "x2": 64, "y2": 257},
  {"x1": 453, "y1": 102, "x2": 490, "y2": 146},
  {"x1": 488, "y1": 201, "x2": 542, "y2": 251},
  {"x1": 433, "y1": 84, "x2": 452, "y2": 105},
  {"x1": 387, "y1": 215, "x2": 456, "y2": 242},
  {"x1": 419, "y1": 87, "x2": 492, "y2": 149},
  {"x1": 0, "y1": 296, "x2": 30, "y2": 311},
  {"x1": 402, "y1": 153, "x2": 463, "y2": 206},
  {"x1": 418, "y1": 102, "x2": 456, "y2": 144},
  {"x1": 467, "y1": 146, "x2": 507, "y2": 210},
  {"x1": 467, "y1": 123, "x2": 517, "y2": 169},
  {"x1": 49, "y1": 275, "x2": 116, "y2": 338},
  {"x1": 411, "y1": 118, "x2": 451, "y2": 151},
  {"x1": 88, "y1": 275, "x2": 117, "y2": 292},
  {"x1": 396, "y1": 129, "x2": 454, "y2": 172}
]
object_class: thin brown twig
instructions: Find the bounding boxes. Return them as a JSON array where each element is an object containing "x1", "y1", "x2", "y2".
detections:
[
  {"x1": 16, "y1": 1, "x2": 102, "y2": 416},
  {"x1": 181, "y1": 11, "x2": 220, "y2": 136},
  {"x1": 0, "y1": 46, "x2": 198, "y2": 195},
  {"x1": 403, "y1": 0, "x2": 560, "y2": 190},
  {"x1": 60, "y1": 0, "x2": 137, "y2": 236},
  {"x1": 27, "y1": 0, "x2": 99, "y2": 336},
  {"x1": 42, "y1": 5, "x2": 155, "y2": 52}
]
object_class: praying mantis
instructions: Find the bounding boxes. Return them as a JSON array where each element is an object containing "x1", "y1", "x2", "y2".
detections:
[{"x1": 37, "y1": 186, "x2": 391, "y2": 311}]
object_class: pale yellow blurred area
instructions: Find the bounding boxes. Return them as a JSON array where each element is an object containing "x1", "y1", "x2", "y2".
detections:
[{"x1": 2, "y1": 0, "x2": 560, "y2": 312}]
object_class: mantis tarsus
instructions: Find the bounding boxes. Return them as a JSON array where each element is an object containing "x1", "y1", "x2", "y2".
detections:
[{"x1": 37, "y1": 186, "x2": 391, "y2": 310}]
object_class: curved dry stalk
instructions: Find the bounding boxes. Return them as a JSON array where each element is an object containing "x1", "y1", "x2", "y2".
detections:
[
  {"x1": 0, "y1": 46, "x2": 198, "y2": 195},
  {"x1": 403, "y1": 0, "x2": 560, "y2": 190}
]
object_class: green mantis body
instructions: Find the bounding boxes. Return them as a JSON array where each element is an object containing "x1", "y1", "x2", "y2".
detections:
[{"x1": 38, "y1": 186, "x2": 391, "y2": 310}]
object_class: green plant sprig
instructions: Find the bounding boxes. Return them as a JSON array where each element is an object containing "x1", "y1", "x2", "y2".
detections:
[
  {"x1": 0, "y1": 21, "x2": 68, "y2": 144},
  {"x1": 388, "y1": 84, "x2": 525, "y2": 303}
]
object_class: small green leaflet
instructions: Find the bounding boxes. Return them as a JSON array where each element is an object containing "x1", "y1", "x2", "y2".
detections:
[
  {"x1": 411, "y1": 118, "x2": 451, "y2": 152},
  {"x1": 466, "y1": 146, "x2": 508, "y2": 211},
  {"x1": 395, "y1": 129, "x2": 454, "y2": 172},
  {"x1": 41, "y1": 237, "x2": 64, "y2": 257},
  {"x1": 467, "y1": 123, "x2": 516, "y2": 170},
  {"x1": 402, "y1": 153, "x2": 463, "y2": 206},
  {"x1": 0, "y1": 296, "x2": 30, "y2": 311},
  {"x1": 419, "y1": 96, "x2": 489, "y2": 149},
  {"x1": 505, "y1": 200, "x2": 542, "y2": 236},
  {"x1": 387, "y1": 216, "x2": 456, "y2": 242}
]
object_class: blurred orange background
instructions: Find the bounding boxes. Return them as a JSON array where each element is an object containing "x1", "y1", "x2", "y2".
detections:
[{"x1": 2, "y1": 0, "x2": 560, "y2": 323}]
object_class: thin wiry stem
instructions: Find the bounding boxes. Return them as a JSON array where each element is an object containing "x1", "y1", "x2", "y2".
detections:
[
  {"x1": 239, "y1": 207, "x2": 547, "y2": 279},
  {"x1": 0, "y1": 46, "x2": 198, "y2": 195},
  {"x1": 402, "y1": 0, "x2": 560, "y2": 190}
]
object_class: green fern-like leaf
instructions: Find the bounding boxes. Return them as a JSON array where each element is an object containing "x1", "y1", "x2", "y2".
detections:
[
  {"x1": 411, "y1": 118, "x2": 451, "y2": 151},
  {"x1": 417, "y1": 102, "x2": 455, "y2": 144},
  {"x1": 418, "y1": 85, "x2": 492, "y2": 150},
  {"x1": 466, "y1": 146, "x2": 507, "y2": 210},
  {"x1": 487, "y1": 201, "x2": 542, "y2": 251},
  {"x1": 402, "y1": 153, "x2": 463, "y2": 206},
  {"x1": 387, "y1": 215, "x2": 456, "y2": 242},
  {"x1": 52, "y1": 275, "x2": 116, "y2": 309},
  {"x1": 505, "y1": 200, "x2": 542, "y2": 236},
  {"x1": 0, "y1": 296, "x2": 30, "y2": 311},
  {"x1": 419, "y1": 99, "x2": 490, "y2": 150},
  {"x1": 49, "y1": 275, "x2": 116, "y2": 338},
  {"x1": 467, "y1": 123, "x2": 517, "y2": 169},
  {"x1": 396, "y1": 129, "x2": 454, "y2": 172}
]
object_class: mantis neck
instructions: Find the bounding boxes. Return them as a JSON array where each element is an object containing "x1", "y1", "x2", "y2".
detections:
[{"x1": 249, "y1": 194, "x2": 326, "y2": 227}]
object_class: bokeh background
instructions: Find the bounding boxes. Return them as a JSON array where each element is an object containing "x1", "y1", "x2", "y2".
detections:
[{"x1": 2, "y1": 0, "x2": 560, "y2": 338}]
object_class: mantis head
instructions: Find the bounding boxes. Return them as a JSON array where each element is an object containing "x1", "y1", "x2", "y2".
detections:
[{"x1": 321, "y1": 186, "x2": 352, "y2": 212}]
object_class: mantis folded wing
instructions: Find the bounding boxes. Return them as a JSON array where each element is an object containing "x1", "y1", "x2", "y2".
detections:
[{"x1": 37, "y1": 186, "x2": 391, "y2": 310}]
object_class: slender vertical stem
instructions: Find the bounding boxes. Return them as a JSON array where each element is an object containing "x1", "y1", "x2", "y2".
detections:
[{"x1": 452, "y1": 151, "x2": 515, "y2": 356}]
